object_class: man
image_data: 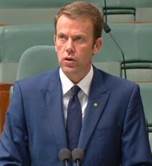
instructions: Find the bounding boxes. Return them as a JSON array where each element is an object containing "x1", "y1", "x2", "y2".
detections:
[{"x1": 0, "y1": 1, "x2": 151, "y2": 166}]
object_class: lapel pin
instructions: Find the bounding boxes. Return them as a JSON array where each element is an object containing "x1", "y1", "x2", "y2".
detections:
[{"x1": 93, "y1": 102, "x2": 98, "y2": 107}]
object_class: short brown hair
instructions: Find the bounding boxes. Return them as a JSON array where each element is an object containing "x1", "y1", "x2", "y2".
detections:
[{"x1": 54, "y1": 1, "x2": 104, "y2": 40}]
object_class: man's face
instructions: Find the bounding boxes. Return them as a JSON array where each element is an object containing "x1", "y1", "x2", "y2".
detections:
[{"x1": 55, "y1": 15, "x2": 102, "y2": 83}]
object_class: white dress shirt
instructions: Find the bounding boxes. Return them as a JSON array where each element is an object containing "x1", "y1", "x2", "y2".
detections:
[{"x1": 59, "y1": 66, "x2": 94, "y2": 122}]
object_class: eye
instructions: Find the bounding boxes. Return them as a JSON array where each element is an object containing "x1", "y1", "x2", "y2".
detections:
[
  {"x1": 57, "y1": 33, "x2": 68, "y2": 42},
  {"x1": 74, "y1": 36, "x2": 85, "y2": 43}
]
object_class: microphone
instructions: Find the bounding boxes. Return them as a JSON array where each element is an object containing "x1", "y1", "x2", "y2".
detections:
[
  {"x1": 58, "y1": 148, "x2": 72, "y2": 166},
  {"x1": 103, "y1": 23, "x2": 127, "y2": 79},
  {"x1": 72, "y1": 148, "x2": 84, "y2": 166}
]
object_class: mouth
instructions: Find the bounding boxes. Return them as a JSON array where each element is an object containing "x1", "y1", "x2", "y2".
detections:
[
  {"x1": 64, "y1": 56, "x2": 76, "y2": 62},
  {"x1": 63, "y1": 57, "x2": 77, "y2": 66}
]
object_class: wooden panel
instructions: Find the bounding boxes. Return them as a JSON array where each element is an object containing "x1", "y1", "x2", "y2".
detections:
[{"x1": 0, "y1": 83, "x2": 12, "y2": 133}]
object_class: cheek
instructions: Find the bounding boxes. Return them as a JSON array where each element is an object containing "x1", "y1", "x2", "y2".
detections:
[
  {"x1": 55, "y1": 47, "x2": 63, "y2": 64},
  {"x1": 55, "y1": 44, "x2": 64, "y2": 56},
  {"x1": 78, "y1": 47, "x2": 93, "y2": 60},
  {"x1": 55, "y1": 40, "x2": 65, "y2": 51},
  {"x1": 55, "y1": 43, "x2": 63, "y2": 52}
]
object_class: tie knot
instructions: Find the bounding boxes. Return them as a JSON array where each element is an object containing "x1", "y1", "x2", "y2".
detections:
[{"x1": 72, "y1": 86, "x2": 80, "y2": 96}]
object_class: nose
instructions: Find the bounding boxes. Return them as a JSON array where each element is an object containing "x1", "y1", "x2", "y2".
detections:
[{"x1": 65, "y1": 38, "x2": 74, "y2": 54}]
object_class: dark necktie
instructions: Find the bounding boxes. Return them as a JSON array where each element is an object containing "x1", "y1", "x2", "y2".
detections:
[{"x1": 66, "y1": 86, "x2": 82, "y2": 150}]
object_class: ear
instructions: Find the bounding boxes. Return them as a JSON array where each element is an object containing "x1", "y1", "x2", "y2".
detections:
[{"x1": 93, "y1": 37, "x2": 103, "y2": 55}]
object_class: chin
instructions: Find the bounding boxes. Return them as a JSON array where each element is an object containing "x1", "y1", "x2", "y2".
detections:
[
  {"x1": 62, "y1": 66, "x2": 78, "y2": 75},
  {"x1": 63, "y1": 67, "x2": 77, "y2": 74}
]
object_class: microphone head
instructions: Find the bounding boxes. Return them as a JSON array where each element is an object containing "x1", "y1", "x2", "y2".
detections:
[
  {"x1": 58, "y1": 148, "x2": 71, "y2": 161},
  {"x1": 72, "y1": 148, "x2": 84, "y2": 162},
  {"x1": 103, "y1": 23, "x2": 111, "y2": 33}
]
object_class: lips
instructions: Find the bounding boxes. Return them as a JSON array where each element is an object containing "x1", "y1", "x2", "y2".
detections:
[
  {"x1": 64, "y1": 57, "x2": 77, "y2": 66},
  {"x1": 65, "y1": 57, "x2": 75, "y2": 61}
]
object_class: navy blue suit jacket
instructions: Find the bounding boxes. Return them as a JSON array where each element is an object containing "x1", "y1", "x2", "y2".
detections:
[{"x1": 0, "y1": 67, "x2": 152, "y2": 166}]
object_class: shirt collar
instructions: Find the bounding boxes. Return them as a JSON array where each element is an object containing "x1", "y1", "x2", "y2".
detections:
[{"x1": 59, "y1": 66, "x2": 93, "y2": 96}]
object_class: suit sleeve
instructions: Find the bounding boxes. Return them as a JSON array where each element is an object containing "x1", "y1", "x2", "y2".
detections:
[
  {"x1": 0, "y1": 82, "x2": 31, "y2": 166},
  {"x1": 121, "y1": 85, "x2": 152, "y2": 166}
]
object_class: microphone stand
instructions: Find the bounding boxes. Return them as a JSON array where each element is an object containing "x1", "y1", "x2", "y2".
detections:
[
  {"x1": 103, "y1": 23, "x2": 127, "y2": 79},
  {"x1": 64, "y1": 160, "x2": 69, "y2": 166},
  {"x1": 75, "y1": 160, "x2": 80, "y2": 166},
  {"x1": 104, "y1": 0, "x2": 108, "y2": 23},
  {"x1": 103, "y1": 0, "x2": 127, "y2": 79}
]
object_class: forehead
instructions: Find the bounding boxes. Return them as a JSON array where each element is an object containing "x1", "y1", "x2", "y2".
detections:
[{"x1": 56, "y1": 15, "x2": 94, "y2": 35}]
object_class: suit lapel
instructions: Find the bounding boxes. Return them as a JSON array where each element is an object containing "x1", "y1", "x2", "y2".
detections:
[
  {"x1": 78, "y1": 68, "x2": 110, "y2": 150},
  {"x1": 41, "y1": 70, "x2": 67, "y2": 149},
  {"x1": 40, "y1": 68, "x2": 110, "y2": 151}
]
